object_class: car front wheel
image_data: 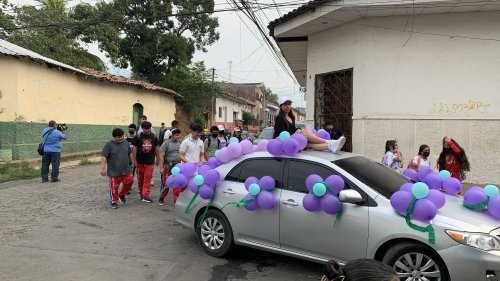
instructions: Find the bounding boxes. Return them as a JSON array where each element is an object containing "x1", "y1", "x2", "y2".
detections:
[
  {"x1": 196, "y1": 209, "x2": 234, "y2": 257},
  {"x1": 382, "y1": 242, "x2": 450, "y2": 281}
]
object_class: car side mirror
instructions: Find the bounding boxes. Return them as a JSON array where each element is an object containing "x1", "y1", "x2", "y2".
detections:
[{"x1": 339, "y1": 189, "x2": 364, "y2": 204}]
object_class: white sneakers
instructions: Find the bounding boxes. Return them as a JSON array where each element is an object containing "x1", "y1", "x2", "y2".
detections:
[{"x1": 328, "y1": 136, "x2": 346, "y2": 154}]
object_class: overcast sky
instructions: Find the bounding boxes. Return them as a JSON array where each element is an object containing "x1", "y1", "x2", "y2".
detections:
[{"x1": 9, "y1": 0, "x2": 307, "y2": 107}]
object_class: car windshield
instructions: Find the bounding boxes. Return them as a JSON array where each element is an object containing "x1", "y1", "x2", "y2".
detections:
[
  {"x1": 333, "y1": 156, "x2": 408, "y2": 198},
  {"x1": 259, "y1": 128, "x2": 274, "y2": 139}
]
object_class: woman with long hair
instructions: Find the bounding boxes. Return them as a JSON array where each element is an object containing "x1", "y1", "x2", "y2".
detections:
[
  {"x1": 321, "y1": 259, "x2": 399, "y2": 281},
  {"x1": 381, "y1": 140, "x2": 403, "y2": 170},
  {"x1": 273, "y1": 97, "x2": 346, "y2": 153},
  {"x1": 407, "y1": 144, "x2": 431, "y2": 171},
  {"x1": 437, "y1": 136, "x2": 470, "y2": 182}
]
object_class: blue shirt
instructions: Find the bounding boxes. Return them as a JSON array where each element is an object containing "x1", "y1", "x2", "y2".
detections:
[{"x1": 41, "y1": 127, "x2": 66, "y2": 153}]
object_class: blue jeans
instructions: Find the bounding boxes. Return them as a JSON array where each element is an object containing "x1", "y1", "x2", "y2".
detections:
[{"x1": 41, "y1": 152, "x2": 61, "y2": 180}]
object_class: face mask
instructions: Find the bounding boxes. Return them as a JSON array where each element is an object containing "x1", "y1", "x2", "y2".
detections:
[
  {"x1": 128, "y1": 130, "x2": 135, "y2": 134},
  {"x1": 423, "y1": 151, "x2": 430, "y2": 158}
]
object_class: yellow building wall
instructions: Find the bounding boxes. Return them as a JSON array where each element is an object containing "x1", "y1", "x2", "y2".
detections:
[{"x1": 0, "y1": 56, "x2": 176, "y2": 126}]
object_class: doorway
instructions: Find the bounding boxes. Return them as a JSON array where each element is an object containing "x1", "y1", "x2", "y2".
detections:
[
  {"x1": 133, "y1": 103, "x2": 143, "y2": 125},
  {"x1": 314, "y1": 69, "x2": 353, "y2": 152}
]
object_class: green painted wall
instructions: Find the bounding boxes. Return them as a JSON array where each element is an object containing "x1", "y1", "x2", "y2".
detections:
[{"x1": 0, "y1": 122, "x2": 160, "y2": 160}]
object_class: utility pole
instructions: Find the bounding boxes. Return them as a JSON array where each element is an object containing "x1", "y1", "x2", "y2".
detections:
[{"x1": 211, "y1": 68, "x2": 215, "y2": 127}]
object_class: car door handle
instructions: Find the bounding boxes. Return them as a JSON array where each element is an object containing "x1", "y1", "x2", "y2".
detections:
[
  {"x1": 222, "y1": 189, "x2": 235, "y2": 195},
  {"x1": 281, "y1": 199, "x2": 298, "y2": 206}
]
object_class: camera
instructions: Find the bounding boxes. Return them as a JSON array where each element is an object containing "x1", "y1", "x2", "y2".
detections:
[{"x1": 57, "y1": 123, "x2": 68, "y2": 131}]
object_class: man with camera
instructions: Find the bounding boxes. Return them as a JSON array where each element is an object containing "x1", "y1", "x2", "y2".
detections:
[{"x1": 40, "y1": 120, "x2": 67, "y2": 182}]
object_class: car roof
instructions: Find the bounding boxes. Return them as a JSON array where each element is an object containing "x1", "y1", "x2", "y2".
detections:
[{"x1": 238, "y1": 150, "x2": 357, "y2": 162}]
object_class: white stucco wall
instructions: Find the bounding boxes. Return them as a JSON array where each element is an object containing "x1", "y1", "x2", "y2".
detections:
[
  {"x1": 215, "y1": 97, "x2": 252, "y2": 126},
  {"x1": 305, "y1": 11, "x2": 500, "y2": 184}
]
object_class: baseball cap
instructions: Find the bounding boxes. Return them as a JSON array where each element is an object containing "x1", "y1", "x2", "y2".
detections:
[
  {"x1": 217, "y1": 125, "x2": 225, "y2": 131},
  {"x1": 278, "y1": 97, "x2": 293, "y2": 106}
]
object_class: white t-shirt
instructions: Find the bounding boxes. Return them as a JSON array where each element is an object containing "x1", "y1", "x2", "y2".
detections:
[
  {"x1": 218, "y1": 136, "x2": 227, "y2": 148},
  {"x1": 163, "y1": 129, "x2": 173, "y2": 141},
  {"x1": 411, "y1": 155, "x2": 430, "y2": 170},
  {"x1": 180, "y1": 135, "x2": 205, "y2": 163},
  {"x1": 382, "y1": 151, "x2": 400, "y2": 170}
]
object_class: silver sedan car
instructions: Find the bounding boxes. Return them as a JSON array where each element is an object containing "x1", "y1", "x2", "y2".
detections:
[{"x1": 175, "y1": 151, "x2": 500, "y2": 281}]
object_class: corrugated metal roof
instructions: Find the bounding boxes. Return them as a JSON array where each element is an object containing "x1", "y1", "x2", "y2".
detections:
[{"x1": 0, "y1": 38, "x2": 85, "y2": 74}]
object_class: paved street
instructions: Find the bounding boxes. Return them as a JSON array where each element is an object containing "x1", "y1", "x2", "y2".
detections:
[{"x1": 0, "y1": 164, "x2": 322, "y2": 281}]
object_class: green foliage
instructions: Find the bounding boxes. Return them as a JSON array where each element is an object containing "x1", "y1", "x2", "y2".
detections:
[
  {"x1": 79, "y1": 158, "x2": 92, "y2": 165},
  {"x1": 163, "y1": 61, "x2": 221, "y2": 115},
  {"x1": 265, "y1": 88, "x2": 279, "y2": 104},
  {"x1": 0, "y1": 162, "x2": 39, "y2": 183},
  {"x1": 242, "y1": 111, "x2": 255, "y2": 125},
  {"x1": 71, "y1": 0, "x2": 220, "y2": 83},
  {"x1": 0, "y1": 2, "x2": 106, "y2": 71},
  {"x1": 193, "y1": 116, "x2": 205, "y2": 128}
]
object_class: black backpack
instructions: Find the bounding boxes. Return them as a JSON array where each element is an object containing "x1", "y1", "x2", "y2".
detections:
[{"x1": 207, "y1": 136, "x2": 228, "y2": 149}]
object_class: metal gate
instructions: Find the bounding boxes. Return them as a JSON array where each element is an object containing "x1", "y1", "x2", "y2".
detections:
[{"x1": 314, "y1": 69, "x2": 353, "y2": 152}]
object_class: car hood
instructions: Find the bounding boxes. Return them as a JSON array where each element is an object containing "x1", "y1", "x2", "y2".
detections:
[{"x1": 433, "y1": 194, "x2": 500, "y2": 233}]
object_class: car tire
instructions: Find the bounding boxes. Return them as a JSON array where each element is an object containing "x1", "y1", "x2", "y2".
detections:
[
  {"x1": 196, "y1": 209, "x2": 234, "y2": 257},
  {"x1": 382, "y1": 242, "x2": 450, "y2": 281}
]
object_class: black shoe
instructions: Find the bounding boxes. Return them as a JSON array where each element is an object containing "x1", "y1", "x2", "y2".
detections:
[
  {"x1": 158, "y1": 198, "x2": 165, "y2": 206},
  {"x1": 142, "y1": 197, "x2": 153, "y2": 203},
  {"x1": 42, "y1": 179, "x2": 49, "y2": 183},
  {"x1": 119, "y1": 195, "x2": 126, "y2": 203},
  {"x1": 51, "y1": 178, "x2": 60, "y2": 182},
  {"x1": 111, "y1": 203, "x2": 118, "y2": 209}
]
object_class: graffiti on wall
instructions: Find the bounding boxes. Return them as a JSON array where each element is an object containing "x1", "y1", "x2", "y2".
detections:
[{"x1": 428, "y1": 100, "x2": 491, "y2": 115}]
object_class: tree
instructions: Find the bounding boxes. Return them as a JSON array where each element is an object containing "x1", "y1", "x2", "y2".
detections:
[
  {"x1": 163, "y1": 61, "x2": 221, "y2": 116},
  {"x1": 242, "y1": 111, "x2": 255, "y2": 125},
  {"x1": 265, "y1": 88, "x2": 279, "y2": 104},
  {"x1": 0, "y1": 2, "x2": 106, "y2": 71},
  {"x1": 71, "y1": 0, "x2": 220, "y2": 83}
]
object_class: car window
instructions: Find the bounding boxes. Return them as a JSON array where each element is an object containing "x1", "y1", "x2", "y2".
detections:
[
  {"x1": 225, "y1": 165, "x2": 241, "y2": 182},
  {"x1": 333, "y1": 156, "x2": 407, "y2": 198},
  {"x1": 286, "y1": 160, "x2": 351, "y2": 193},
  {"x1": 258, "y1": 128, "x2": 274, "y2": 139},
  {"x1": 234, "y1": 158, "x2": 284, "y2": 187}
]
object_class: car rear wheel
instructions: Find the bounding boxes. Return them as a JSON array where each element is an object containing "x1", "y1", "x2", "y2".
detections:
[
  {"x1": 382, "y1": 242, "x2": 450, "y2": 281},
  {"x1": 196, "y1": 209, "x2": 234, "y2": 257}
]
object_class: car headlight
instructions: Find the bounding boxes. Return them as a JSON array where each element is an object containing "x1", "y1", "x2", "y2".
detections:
[{"x1": 446, "y1": 230, "x2": 500, "y2": 251}]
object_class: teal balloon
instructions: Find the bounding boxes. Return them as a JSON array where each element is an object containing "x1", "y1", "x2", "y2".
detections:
[
  {"x1": 439, "y1": 170, "x2": 451, "y2": 181},
  {"x1": 249, "y1": 183, "x2": 261, "y2": 196},
  {"x1": 412, "y1": 182, "x2": 430, "y2": 199},
  {"x1": 171, "y1": 166, "x2": 181, "y2": 175},
  {"x1": 312, "y1": 183, "x2": 327, "y2": 197},
  {"x1": 215, "y1": 150, "x2": 220, "y2": 157},
  {"x1": 229, "y1": 137, "x2": 239, "y2": 143},
  {"x1": 484, "y1": 185, "x2": 499, "y2": 198},
  {"x1": 193, "y1": 175, "x2": 205, "y2": 186},
  {"x1": 279, "y1": 131, "x2": 291, "y2": 142}
]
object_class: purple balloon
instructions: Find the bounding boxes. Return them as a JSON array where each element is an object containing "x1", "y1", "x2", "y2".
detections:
[
  {"x1": 320, "y1": 194, "x2": 342, "y2": 215},
  {"x1": 468, "y1": 186, "x2": 484, "y2": 193},
  {"x1": 291, "y1": 133, "x2": 308, "y2": 150},
  {"x1": 464, "y1": 189, "x2": 488, "y2": 205},
  {"x1": 165, "y1": 175, "x2": 175, "y2": 187},
  {"x1": 325, "y1": 175, "x2": 344, "y2": 195},
  {"x1": 228, "y1": 142, "x2": 242, "y2": 158},
  {"x1": 197, "y1": 165, "x2": 211, "y2": 176},
  {"x1": 412, "y1": 199, "x2": 437, "y2": 222},
  {"x1": 173, "y1": 174, "x2": 188, "y2": 188},
  {"x1": 257, "y1": 139, "x2": 269, "y2": 151},
  {"x1": 204, "y1": 169, "x2": 221, "y2": 185},
  {"x1": 426, "y1": 189, "x2": 446, "y2": 209},
  {"x1": 318, "y1": 129, "x2": 330, "y2": 140},
  {"x1": 196, "y1": 162, "x2": 204, "y2": 167},
  {"x1": 252, "y1": 145, "x2": 259, "y2": 152},
  {"x1": 175, "y1": 162, "x2": 186, "y2": 171},
  {"x1": 402, "y1": 169, "x2": 419, "y2": 182},
  {"x1": 303, "y1": 194, "x2": 321, "y2": 212},
  {"x1": 243, "y1": 194, "x2": 259, "y2": 211},
  {"x1": 424, "y1": 173, "x2": 442, "y2": 190},
  {"x1": 309, "y1": 128, "x2": 318, "y2": 134},
  {"x1": 257, "y1": 191, "x2": 276, "y2": 210},
  {"x1": 207, "y1": 157, "x2": 218, "y2": 168},
  {"x1": 188, "y1": 179, "x2": 198, "y2": 193},
  {"x1": 267, "y1": 139, "x2": 283, "y2": 155},
  {"x1": 390, "y1": 191, "x2": 413, "y2": 213},
  {"x1": 244, "y1": 177, "x2": 259, "y2": 190},
  {"x1": 259, "y1": 176, "x2": 275, "y2": 191},
  {"x1": 240, "y1": 140, "x2": 253, "y2": 154},
  {"x1": 400, "y1": 183, "x2": 413, "y2": 193},
  {"x1": 182, "y1": 162, "x2": 197, "y2": 177},
  {"x1": 418, "y1": 167, "x2": 433, "y2": 182},
  {"x1": 488, "y1": 196, "x2": 500, "y2": 219},
  {"x1": 214, "y1": 158, "x2": 223, "y2": 167},
  {"x1": 199, "y1": 184, "x2": 214, "y2": 200},
  {"x1": 282, "y1": 138, "x2": 300, "y2": 155},
  {"x1": 443, "y1": 177, "x2": 462, "y2": 195},
  {"x1": 306, "y1": 174, "x2": 323, "y2": 192},
  {"x1": 218, "y1": 147, "x2": 232, "y2": 163}
]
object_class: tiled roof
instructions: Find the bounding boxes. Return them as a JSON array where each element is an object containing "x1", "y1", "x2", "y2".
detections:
[
  {"x1": 221, "y1": 91, "x2": 256, "y2": 106},
  {"x1": 0, "y1": 38, "x2": 180, "y2": 97},
  {"x1": 268, "y1": 0, "x2": 330, "y2": 34},
  {"x1": 80, "y1": 67, "x2": 181, "y2": 98}
]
